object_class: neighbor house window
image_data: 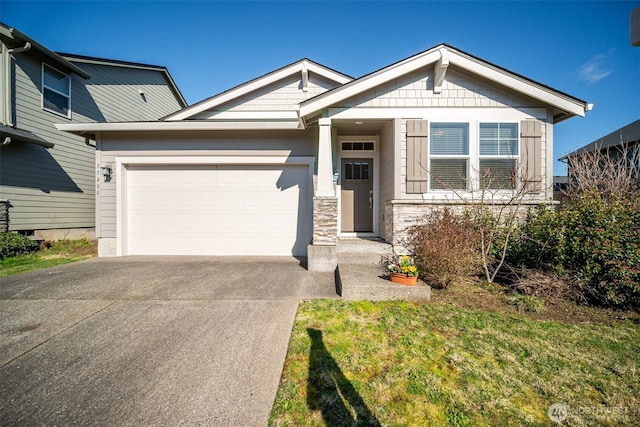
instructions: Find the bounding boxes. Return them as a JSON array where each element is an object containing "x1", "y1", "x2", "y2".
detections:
[
  {"x1": 479, "y1": 123, "x2": 519, "y2": 189},
  {"x1": 42, "y1": 64, "x2": 71, "y2": 118},
  {"x1": 429, "y1": 123, "x2": 469, "y2": 190}
]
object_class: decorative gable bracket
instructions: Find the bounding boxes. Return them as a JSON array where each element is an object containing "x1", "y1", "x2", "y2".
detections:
[
  {"x1": 301, "y1": 61, "x2": 309, "y2": 92},
  {"x1": 433, "y1": 48, "x2": 449, "y2": 94}
]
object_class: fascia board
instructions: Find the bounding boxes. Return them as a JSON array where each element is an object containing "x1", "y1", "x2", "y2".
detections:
[
  {"x1": 56, "y1": 120, "x2": 301, "y2": 136},
  {"x1": 300, "y1": 46, "x2": 588, "y2": 119},
  {"x1": 449, "y1": 53, "x2": 588, "y2": 117},
  {"x1": 195, "y1": 111, "x2": 299, "y2": 120},
  {"x1": 165, "y1": 64, "x2": 303, "y2": 121},
  {"x1": 305, "y1": 61, "x2": 352, "y2": 84},
  {"x1": 164, "y1": 60, "x2": 351, "y2": 121},
  {"x1": 1, "y1": 26, "x2": 91, "y2": 79},
  {"x1": 299, "y1": 50, "x2": 442, "y2": 117},
  {"x1": 62, "y1": 55, "x2": 187, "y2": 108}
]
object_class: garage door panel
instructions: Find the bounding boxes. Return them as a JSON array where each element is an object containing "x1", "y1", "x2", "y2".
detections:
[{"x1": 125, "y1": 164, "x2": 311, "y2": 256}]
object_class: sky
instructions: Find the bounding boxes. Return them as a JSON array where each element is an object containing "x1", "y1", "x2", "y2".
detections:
[{"x1": 1, "y1": 0, "x2": 639, "y2": 174}]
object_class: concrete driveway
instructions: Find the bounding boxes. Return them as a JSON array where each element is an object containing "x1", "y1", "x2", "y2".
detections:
[{"x1": 0, "y1": 256, "x2": 336, "y2": 426}]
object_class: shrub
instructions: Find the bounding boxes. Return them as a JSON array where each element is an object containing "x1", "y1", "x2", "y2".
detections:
[
  {"x1": 506, "y1": 205, "x2": 565, "y2": 271},
  {"x1": 560, "y1": 192, "x2": 640, "y2": 307},
  {"x1": 505, "y1": 294, "x2": 545, "y2": 313},
  {"x1": 407, "y1": 208, "x2": 482, "y2": 289},
  {"x1": 507, "y1": 193, "x2": 640, "y2": 308},
  {"x1": 0, "y1": 232, "x2": 40, "y2": 259}
]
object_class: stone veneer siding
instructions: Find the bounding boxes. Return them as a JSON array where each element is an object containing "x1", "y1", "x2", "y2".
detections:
[
  {"x1": 0, "y1": 200, "x2": 9, "y2": 232},
  {"x1": 312, "y1": 196, "x2": 338, "y2": 245},
  {"x1": 386, "y1": 200, "x2": 552, "y2": 254}
]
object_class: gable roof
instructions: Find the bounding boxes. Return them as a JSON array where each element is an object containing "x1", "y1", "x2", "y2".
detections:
[
  {"x1": 299, "y1": 43, "x2": 590, "y2": 123},
  {"x1": 561, "y1": 119, "x2": 640, "y2": 159},
  {"x1": 60, "y1": 53, "x2": 187, "y2": 108},
  {"x1": 0, "y1": 22, "x2": 91, "y2": 79},
  {"x1": 163, "y1": 58, "x2": 352, "y2": 121}
]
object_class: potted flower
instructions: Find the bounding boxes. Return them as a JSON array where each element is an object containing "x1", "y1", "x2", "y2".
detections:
[{"x1": 387, "y1": 255, "x2": 419, "y2": 285}]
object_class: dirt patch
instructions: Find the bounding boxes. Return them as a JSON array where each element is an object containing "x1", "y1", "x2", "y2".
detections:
[{"x1": 430, "y1": 279, "x2": 640, "y2": 326}]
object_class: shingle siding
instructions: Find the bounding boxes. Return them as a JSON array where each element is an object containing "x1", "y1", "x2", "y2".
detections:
[
  {"x1": 196, "y1": 73, "x2": 339, "y2": 115},
  {"x1": 338, "y1": 67, "x2": 537, "y2": 109}
]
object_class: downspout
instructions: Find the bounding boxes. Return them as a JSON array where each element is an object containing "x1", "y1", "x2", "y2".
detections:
[{"x1": 2, "y1": 41, "x2": 31, "y2": 126}]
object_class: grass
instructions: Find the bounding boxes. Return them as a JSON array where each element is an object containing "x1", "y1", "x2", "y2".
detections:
[
  {"x1": 269, "y1": 299, "x2": 640, "y2": 426},
  {"x1": 0, "y1": 239, "x2": 97, "y2": 277}
]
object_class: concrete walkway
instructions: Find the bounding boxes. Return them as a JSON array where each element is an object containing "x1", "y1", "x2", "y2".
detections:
[{"x1": 0, "y1": 257, "x2": 337, "y2": 426}]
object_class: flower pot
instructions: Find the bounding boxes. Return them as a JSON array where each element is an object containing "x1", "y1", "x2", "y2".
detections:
[{"x1": 389, "y1": 272, "x2": 418, "y2": 286}]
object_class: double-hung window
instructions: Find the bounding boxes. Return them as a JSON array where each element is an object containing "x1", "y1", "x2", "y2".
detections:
[
  {"x1": 479, "y1": 123, "x2": 519, "y2": 190},
  {"x1": 429, "y1": 123, "x2": 469, "y2": 190},
  {"x1": 42, "y1": 64, "x2": 71, "y2": 118}
]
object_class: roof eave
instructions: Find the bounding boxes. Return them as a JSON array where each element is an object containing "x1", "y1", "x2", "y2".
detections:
[
  {"x1": 56, "y1": 120, "x2": 304, "y2": 139},
  {"x1": 1, "y1": 125, "x2": 55, "y2": 148},
  {"x1": 163, "y1": 58, "x2": 352, "y2": 121},
  {"x1": 1, "y1": 24, "x2": 91, "y2": 79},
  {"x1": 299, "y1": 44, "x2": 589, "y2": 120}
]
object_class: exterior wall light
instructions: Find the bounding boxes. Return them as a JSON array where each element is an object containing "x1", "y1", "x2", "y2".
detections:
[{"x1": 101, "y1": 165, "x2": 112, "y2": 182}]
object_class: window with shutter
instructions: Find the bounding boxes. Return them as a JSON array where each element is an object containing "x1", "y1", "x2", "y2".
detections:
[
  {"x1": 520, "y1": 120, "x2": 543, "y2": 193},
  {"x1": 429, "y1": 123, "x2": 469, "y2": 190},
  {"x1": 479, "y1": 123, "x2": 519, "y2": 190},
  {"x1": 406, "y1": 119, "x2": 428, "y2": 194}
]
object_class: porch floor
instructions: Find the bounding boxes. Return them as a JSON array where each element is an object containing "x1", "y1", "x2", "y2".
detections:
[{"x1": 336, "y1": 237, "x2": 431, "y2": 302}]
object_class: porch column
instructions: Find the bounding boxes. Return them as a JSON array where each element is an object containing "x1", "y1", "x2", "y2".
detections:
[
  {"x1": 316, "y1": 117, "x2": 334, "y2": 196},
  {"x1": 308, "y1": 117, "x2": 338, "y2": 272}
]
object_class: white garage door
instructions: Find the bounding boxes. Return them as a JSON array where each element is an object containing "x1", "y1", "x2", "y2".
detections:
[{"x1": 125, "y1": 164, "x2": 312, "y2": 256}]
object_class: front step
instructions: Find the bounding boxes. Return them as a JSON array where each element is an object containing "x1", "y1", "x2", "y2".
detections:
[
  {"x1": 336, "y1": 238, "x2": 431, "y2": 302},
  {"x1": 337, "y1": 238, "x2": 394, "y2": 265},
  {"x1": 338, "y1": 264, "x2": 431, "y2": 302}
]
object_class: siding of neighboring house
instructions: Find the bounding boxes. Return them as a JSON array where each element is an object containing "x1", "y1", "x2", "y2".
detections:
[
  {"x1": 0, "y1": 51, "x2": 185, "y2": 233},
  {"x1": 67, "y1": 60, "x2": 184, "y2": 121},
  {"x1": 95, "y1": 130, "x2": 317, "y2": 241},
  {"x1": 1, "y1": 53, "x2": 97, "y2": 232},
  {"x1": 192, "y1": 73, "x2": 340, "y2": 116}
]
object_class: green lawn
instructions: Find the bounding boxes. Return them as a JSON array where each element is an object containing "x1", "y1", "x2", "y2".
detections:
[
  {"x1": 0, "y1": 239, "x2": 97, "y2": 277},
  {"x1": 270, "y1": 299, "x2": 639, "y2": 426}
]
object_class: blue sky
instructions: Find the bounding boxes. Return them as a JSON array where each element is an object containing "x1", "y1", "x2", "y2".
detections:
[{"x1": 2, "y1": 0, "x2": 639, "y2": 174}]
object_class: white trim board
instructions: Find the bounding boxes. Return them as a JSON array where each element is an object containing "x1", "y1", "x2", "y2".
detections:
[{"x1": 115, "y1": 155, "x2": 314, "y2": 256}]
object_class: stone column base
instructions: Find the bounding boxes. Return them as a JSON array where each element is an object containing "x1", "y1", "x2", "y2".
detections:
[{"x1": 307, "y1": 244, "x2": 337, "y2": 272}]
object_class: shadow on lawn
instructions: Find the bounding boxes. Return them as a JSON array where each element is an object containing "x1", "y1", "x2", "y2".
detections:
[{"x1": 306, "y1": 328, "x2": 381, "y2": 426}]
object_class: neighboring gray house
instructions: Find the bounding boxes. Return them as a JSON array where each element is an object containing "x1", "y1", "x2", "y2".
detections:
[
  {"x1": 0, "y1": 23, "x2": 186, "y2": 238},
  {"x1": 560, "y1": 119, "x2": 640, "y2": 187},
  {"x1": 60, "y1": 44, "x2": 590, "y2": 270}
]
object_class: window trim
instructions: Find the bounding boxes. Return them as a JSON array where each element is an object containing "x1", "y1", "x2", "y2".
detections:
[
  {"x1": 478, "y1": 122, "x2": 520, "y2": 190},
  {"x1": 42, "y1": 63, "x2": 71, "y2": 119},
  {"x1": 428, "y1": 122, "x2": 470, "y2": 191}
]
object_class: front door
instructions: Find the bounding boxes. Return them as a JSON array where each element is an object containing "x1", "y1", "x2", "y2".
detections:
[{"x1": 341, "y1": 158, "x2": 373, "y2": 232}]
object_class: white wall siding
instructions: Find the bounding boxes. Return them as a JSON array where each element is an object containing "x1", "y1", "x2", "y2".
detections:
[
  {"x1": 194, "y1": 73, "x2": 339, "y2": 116},
  {"x1": 338, "y1": 67, "x2": 539, "y2": 110},
  {"x1": 96, "y1": 130, "x2": 317, "y2": 239},
  {"x1": 378, "y1": 121, "x2": 394, "y2": 241}
]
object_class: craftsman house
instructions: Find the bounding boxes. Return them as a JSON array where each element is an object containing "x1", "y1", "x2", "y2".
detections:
[{"x1": 58, "y1": 44, "x2": 590, "y2": 270}]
